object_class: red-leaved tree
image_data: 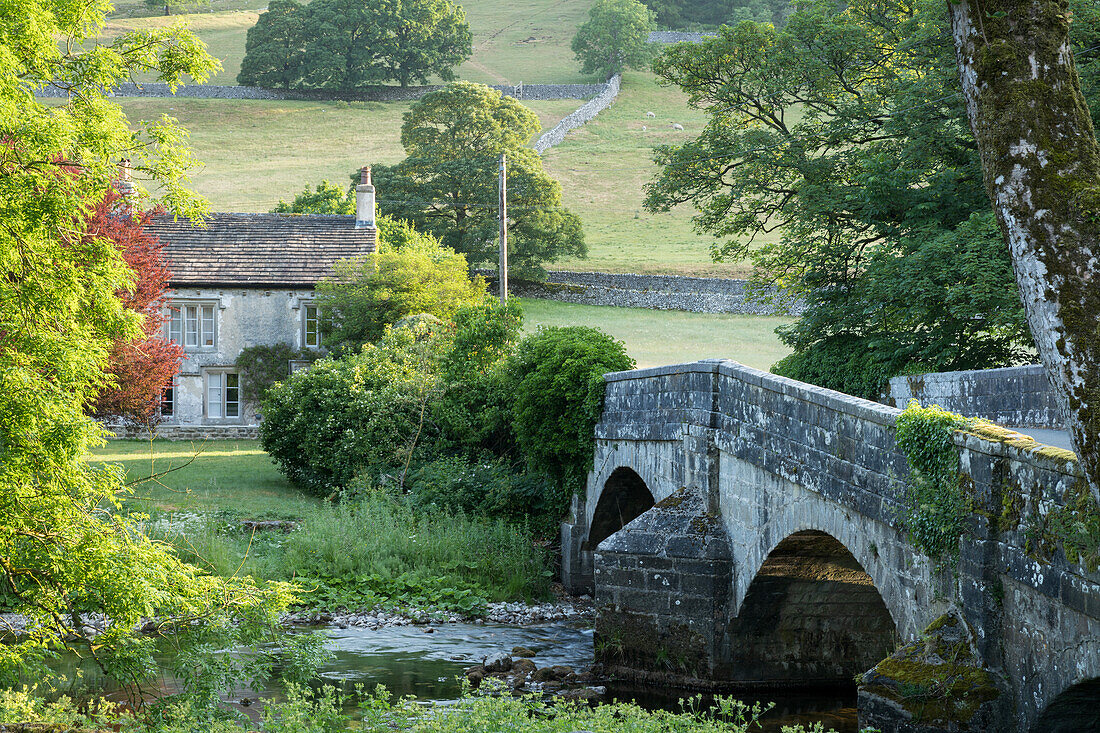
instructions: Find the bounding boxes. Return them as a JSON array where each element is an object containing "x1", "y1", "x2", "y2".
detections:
[{"x1": 88, "y1": 190, "x2": 183, "y2": 422}]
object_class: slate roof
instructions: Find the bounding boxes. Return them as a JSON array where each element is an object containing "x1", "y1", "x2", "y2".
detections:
[{"x1": 149, "y1": 213, "x2": 377, "y2": 288}]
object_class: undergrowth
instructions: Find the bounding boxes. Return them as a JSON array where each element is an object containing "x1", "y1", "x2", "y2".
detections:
[
  {"x1": 145, "y1": 492, "x2": 552, "y2": 616},
  {"x1": 0, "y1": 683, "x2": 845, "y2": 733}
]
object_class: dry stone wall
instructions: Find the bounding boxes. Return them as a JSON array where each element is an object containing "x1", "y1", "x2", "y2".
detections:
[
  {"x1": 485, "y1": 269, "x2": 802, "y2": 314},
  {"x1": 533, "y1": 75, "x2": 621, "y2": 154},
  {"x1": 35, "y1": 81, "x2": 607, "y2": 102}
]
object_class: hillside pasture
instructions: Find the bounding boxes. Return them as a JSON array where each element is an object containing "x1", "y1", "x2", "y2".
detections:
[
  {"x1": 101, "y1": 0, "x2": 598, "y2": 86},
  {"x1": 108, "y1": 96, "x2": 580, "y2": 211},
  {"x1": 541, "y1": 72, "x2": 761, "y2": 277}
]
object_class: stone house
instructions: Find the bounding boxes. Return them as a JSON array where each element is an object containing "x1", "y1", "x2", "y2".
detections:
[{"x1": 144, "y1": 170, "x2": 378, "y2": 436}]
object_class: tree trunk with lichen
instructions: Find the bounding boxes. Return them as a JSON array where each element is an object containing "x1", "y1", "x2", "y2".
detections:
[{"x1": 949, "y1": 0, "x2": 1100, "y2": 501}]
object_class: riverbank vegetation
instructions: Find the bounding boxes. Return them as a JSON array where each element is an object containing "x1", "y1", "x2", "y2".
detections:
[{"x1": 1, "y1": 684, "x2": 834, "y2": 733}]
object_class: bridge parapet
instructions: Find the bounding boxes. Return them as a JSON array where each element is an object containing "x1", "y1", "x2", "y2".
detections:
[{"x1": 565, "y1": 359, "x2": 1099, "y2": 731}]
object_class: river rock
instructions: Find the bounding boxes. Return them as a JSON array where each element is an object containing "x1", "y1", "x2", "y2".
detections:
[
  {"x1": 512, "y1": 658, "x2": 537, "y2": 675},
  {"x1": 512, "y1": 646, "x2": 536, "y2": 657},
  {"x1": 557, "y1": 688, "x2": 602, "y2": 704},
  {"x1": 465, "y1": 666, "x2": 485, "y2": 689},
  {"x1": 484, "y1": 652, "x2": 513, "y2": 673}
]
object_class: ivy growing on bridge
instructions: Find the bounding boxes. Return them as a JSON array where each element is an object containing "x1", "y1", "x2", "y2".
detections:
[{"x1": 894, "y1": 401, "x2": 974, "y2": 566}]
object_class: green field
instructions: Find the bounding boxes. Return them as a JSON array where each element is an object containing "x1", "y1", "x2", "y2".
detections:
[
  {"x1": 88, "y1": 1, "x2": 759, "y2": 275},
  {"x1": 110, "y1": 96, "x2": 579, "y2": 211},
  {"x1": 519, "y1": 298, "x2": 792, "y2": 370},
  {"x1": 92, "y1": 439, "x2": 314, "y2": 517},
  {"x1": 102, "y1": 0, "x2": 598, "y2": 86}
]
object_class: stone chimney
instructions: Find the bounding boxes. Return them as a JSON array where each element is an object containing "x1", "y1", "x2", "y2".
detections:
[
  {"x1": 355, "y1": 165, "x2": 376, "y2": 229},
  {"x1": 117, "y1": 158, "x2": 134, "y2": 198}
]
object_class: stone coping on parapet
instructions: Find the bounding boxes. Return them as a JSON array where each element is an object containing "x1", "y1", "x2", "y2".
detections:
[{"x1": 602, "y1": 359, "x2": 903, "y2": 427}]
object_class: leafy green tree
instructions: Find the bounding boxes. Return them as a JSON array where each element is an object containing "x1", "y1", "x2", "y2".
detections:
[
  {"x1": 237, "y1": 0, "x2": 305, "y2": 89},
  {"x1": 296, "y1": 0, "x2": 394, "y2": 89},
  {"x1": 379, "y1": 0, "x2": 472, "y2": 87},
  {"x1": 2, "y1": 0, "x2": 293, "y2": 685},
  {"x1": 261, "y1": 327, "x2": 448, "y2": 493},
  {"x1": 314, "y1": 220, "x2": 487, "y2": 350},
  {"x1": 274, "y1": 179, "x2": 354, "y2": 214},
  {"x1": 373, "y1": 82, "x2": 586, "y2": 277},
  {"x1": 571, "y1": 0, "x2": 656, "y2": 80},
  {"x1": 644, "y1": 0, "x2": 1081, "y2": 397}
]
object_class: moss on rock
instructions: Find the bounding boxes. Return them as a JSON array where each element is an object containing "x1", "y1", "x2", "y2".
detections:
[{"x1": 859, "y1": 611, "x2": 1005, "y2": 729}]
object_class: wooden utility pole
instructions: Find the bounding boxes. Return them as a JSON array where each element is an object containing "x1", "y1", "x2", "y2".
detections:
[{"x1": 498, "y1": 153, "x2": 508, "y2": 303}]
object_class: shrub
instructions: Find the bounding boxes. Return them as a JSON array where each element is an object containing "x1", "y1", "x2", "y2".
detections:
[
  {"x1": 314, "y1": 224, "x2": 486, "y2": 351},
  {"x1": 259, "y1": 326, "x2": 445, "y2": 494},
  {"x1": 408, "y1": 456, "x2": 565, "y2": 538},
  {"x1": 508, "y1": 326, "x2": 634, "y2": 495},
  {"x1": 434, "y1": 300, "x2": 525, "y2": 458}
]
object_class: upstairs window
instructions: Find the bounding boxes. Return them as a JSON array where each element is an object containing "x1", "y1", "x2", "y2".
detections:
[
  {"x1": 303, "y1": 304, "x2": 321, "y2": 349},
  {"x1": 206, "y1": 371, "x2": 240, "y2": 419},
  {"x1": 168, "y1": 303, "x2": 216, "y2": 349}
]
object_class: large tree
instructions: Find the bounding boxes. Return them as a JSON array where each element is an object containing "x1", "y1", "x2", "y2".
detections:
[
  {"x1": 379, "y1": 0, "x2": 472, "y2": 87},
  {"x1": 238, "y1": 0, "x2": 472, "y2": 90},
  {"x1": 1, "y1": 0, "x2": 292, "y2": 684},
  {"x1": 237, "y1": 0, "x2": 305, "y2": 89},
  {"x1": 88, "y1": 190, "x2": 184, "y2": 423},
  {"x1": 571, "y1": 0, "x2": 656, "y2": 80},
  {"x1": 949, "y1": 0, "x2": 1100, "y2": 498},
  {"x1": 374, "y1": 82, "x2": 586, "y2": 277},
  {"x1": 645, "y1": 0, "x2": 1099, "y2": 397}
]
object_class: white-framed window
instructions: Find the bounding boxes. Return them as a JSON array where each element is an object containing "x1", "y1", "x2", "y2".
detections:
[
  {"x1": 167, "y1": 302, "x2": 216, "y2": 349},
  {"x1": 205, "y1": 371, "x2": 240, "y2": 419},
  {"x1": 303, "y1": 304, "x2": 321, "y2": 349}
]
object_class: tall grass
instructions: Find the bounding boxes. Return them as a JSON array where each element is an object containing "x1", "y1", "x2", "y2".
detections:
[{"x1": 147, "y1": 492, "x2": 552, "y2": 609}]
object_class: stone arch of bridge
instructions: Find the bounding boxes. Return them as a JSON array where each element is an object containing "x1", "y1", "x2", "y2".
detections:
[
  {"x1": 726, "y1": 491, "x2": 929, "y2": 637},
  {"x1": 726, "y1": 528, "x2": 899, "y2": 684},
  {"x1": 1031, "y1": 676, "x2": 1100, "y2": 732},
  {"x1": 584, "y1": 466, "x2": 655, "y2": 550},
  {"x1": 583, "y1": 439, "x2": 681, "y2": 536}
]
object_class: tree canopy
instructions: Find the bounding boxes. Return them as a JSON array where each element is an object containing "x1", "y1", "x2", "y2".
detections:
[
  {"x1": 237, "y1": 0, "x2": 472, "y2": 89},
  {"x1": 571, "y1": 0, "x2": 656, "y2": 80},
  {"x1": 1, "y1": 0, "x2": 293, "y2": 684},
  {"x1": 88, "y1": 191, "x2": 184, "y2": 423},
  {"x1": 644, "y1": 0, "x2": 1100, "y2": 397},
  {"x1": 372, "y1": 82, "x2": 586, "y2": 278},
  {"x1": 237, "y1": 0, "x2": 305, "y2": 89}
]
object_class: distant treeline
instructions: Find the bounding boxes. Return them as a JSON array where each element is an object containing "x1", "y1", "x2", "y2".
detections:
[
  {"x1": 237, "y1": 0, "x2": 471, "y2": 90},
  {"x1": 641, "y1": 0, "x2": 790, "y2": 27}
]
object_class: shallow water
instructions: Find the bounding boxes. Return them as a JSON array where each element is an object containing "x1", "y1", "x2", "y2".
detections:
[
  {"x1": 60, "y1": 619, "x2": 856, "y2": 731},
  {"x1": 311, "y1": 620, "x2": 857, "y2": 732}
]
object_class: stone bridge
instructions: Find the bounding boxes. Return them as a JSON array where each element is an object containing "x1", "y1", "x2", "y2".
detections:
[{"x1": 560, "y1": 360, "x2": 1099, "y2": 732}]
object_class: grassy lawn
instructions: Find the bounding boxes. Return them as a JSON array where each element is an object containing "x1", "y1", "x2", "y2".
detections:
[
  {"x1": 520, "y1": 298, "x2": 792, "y2": 371},
  {"x1": 108, "y1": 96, "x2": 578, "y2": 211},
  {"x1": 101, "y1": 0, "x2": 597, "y2": 86},
  {"x1": 89, "y1": 439, "x2": 318, "y2": 518}
]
